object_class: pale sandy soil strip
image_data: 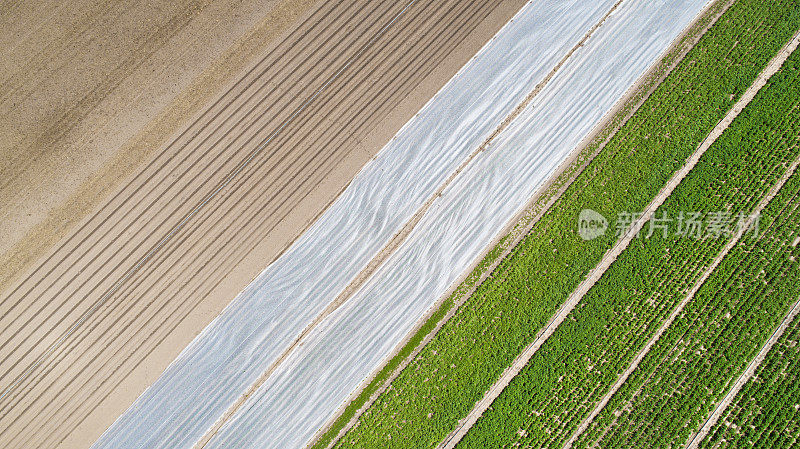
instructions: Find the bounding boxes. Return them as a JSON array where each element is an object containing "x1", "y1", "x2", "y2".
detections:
[
  {"x1": 0, "y1": 1, "x2": 520, "y2": 447},
  {"x1": 438, "y1": 21, "x2": 800, "y2": 449},
  {"x1": 684, "y1": 296, "x2": 800, "y2": 449},
  {"x1": 563, "y1": 150, "x2": 800, "y2": 449},
  {"x1": 312, "y1": 2, "x2": 733, "y2": 448}
]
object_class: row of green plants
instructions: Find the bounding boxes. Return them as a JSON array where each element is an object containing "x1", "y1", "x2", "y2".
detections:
[
  {"x1": 331, "y1": 1, "x2": 800, "y2": 447},
  {"x1": 699, "y1": 310, "x2": 800, "y2": 448},
  {"x1": 571, "y1": 169, "x2": 800, "y2": 448},
  {"x1": 459, "y1": 42, "x2": 800, "y2": 449}
]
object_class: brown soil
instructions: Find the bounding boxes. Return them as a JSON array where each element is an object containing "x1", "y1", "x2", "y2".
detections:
[{"x1": 0, "y1": 0, "x2": 530, "y2": 447}]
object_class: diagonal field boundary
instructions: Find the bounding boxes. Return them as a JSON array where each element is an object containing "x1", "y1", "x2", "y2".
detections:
[
  {"x1": 183, "y1": 4, "x2": 432, "y2": 447},
  {"x1": 438, "y1": 26, "x2": 800, "y2": 449}
]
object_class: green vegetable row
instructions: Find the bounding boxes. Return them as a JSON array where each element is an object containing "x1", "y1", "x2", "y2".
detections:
[
  {"x1": 572, "y1": 167, "x2": 800, "y2": 449},
  {"x1": 699, "y1": 308, "x2": 800, "y2": 448}
]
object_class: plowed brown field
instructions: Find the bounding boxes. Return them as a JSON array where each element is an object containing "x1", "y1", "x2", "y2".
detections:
[{"x1": 0, "y1": 0, "x2": 526, "y2": 447}]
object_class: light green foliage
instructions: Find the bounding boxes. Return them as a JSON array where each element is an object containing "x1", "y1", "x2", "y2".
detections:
[
  {"x1": 572, "y1": 171, "x2": 800, "y2": 449},
  {"x1": 699, "y1": 314, "x2": 800, "y2": 448}
]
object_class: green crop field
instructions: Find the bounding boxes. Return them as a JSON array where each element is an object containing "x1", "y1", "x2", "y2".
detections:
[
  {"x1": 327, "y1": 1, "x2": 800, "y2": 448},
  {"x1": 459, "y1": 46, "x2": 800, "y2": 449},
  {"x1": 571, "y1": 171, "x2": 800, "y2": 448},
  {"x1": 699, "y1": 312, "x2": 800, "y2": 448}
]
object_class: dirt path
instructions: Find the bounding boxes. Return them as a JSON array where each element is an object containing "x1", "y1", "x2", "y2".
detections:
[
  {"x1": 0, "y1": 1, "x2": 525, "y2": 448},
  {"x1": 437, "y1": 18, "x2": 800, "y2": 449},
  {"x1": 563, "y1": 149, "x2": 800, "y2": 449}
]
